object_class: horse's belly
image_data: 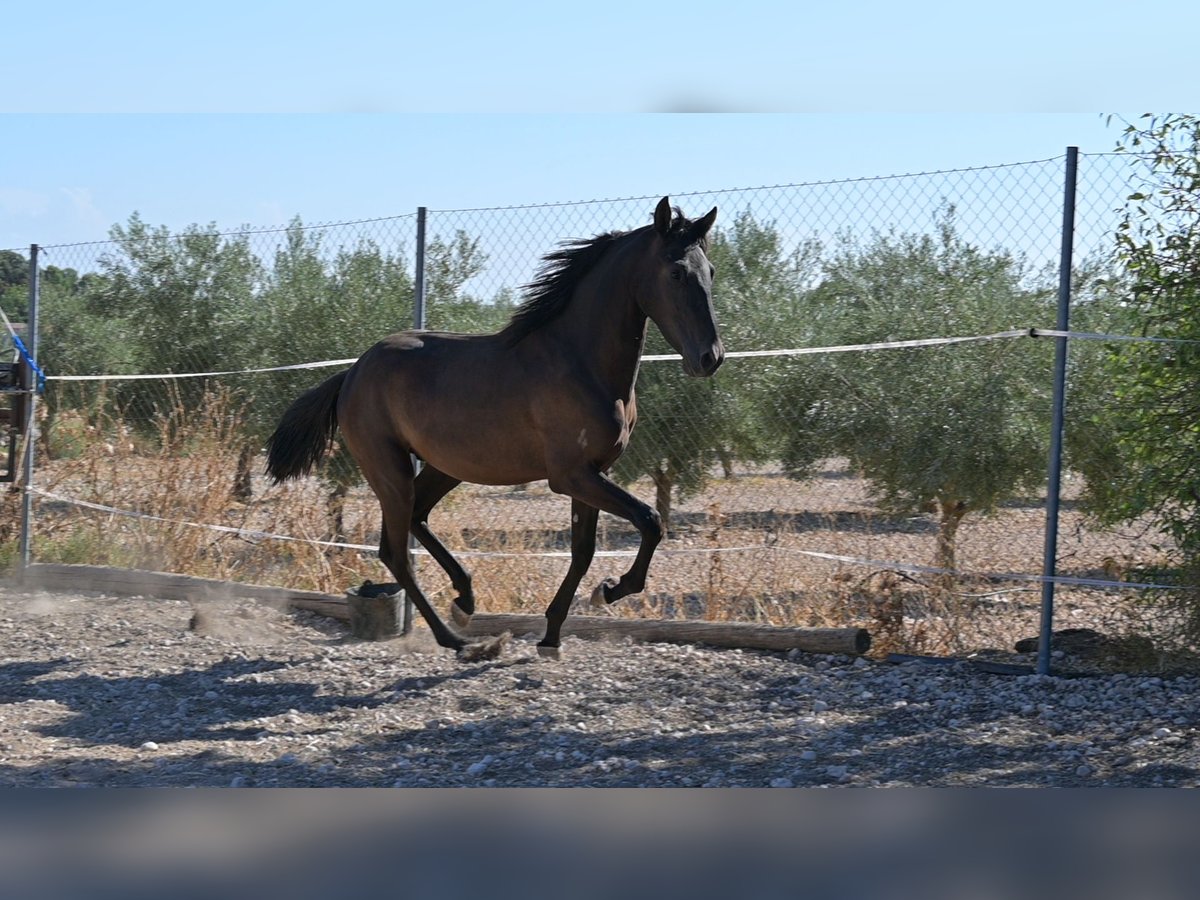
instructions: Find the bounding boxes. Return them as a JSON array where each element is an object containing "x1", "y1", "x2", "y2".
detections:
[{"x1": 407, "y1": 412, "x2": 547, "y2": 487}]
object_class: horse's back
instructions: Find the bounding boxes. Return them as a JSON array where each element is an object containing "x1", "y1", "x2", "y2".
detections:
[{"x1": 337, "y1": 330, "x2": 547, "y2": 485}]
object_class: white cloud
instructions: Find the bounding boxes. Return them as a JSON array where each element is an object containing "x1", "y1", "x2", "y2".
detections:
[{"x1": 59, "y1": 187, "x2": 107, "y2": 231}]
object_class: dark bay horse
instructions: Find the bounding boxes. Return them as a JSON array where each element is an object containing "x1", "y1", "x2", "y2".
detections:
[{"x1": 266, "y1": 197, "x2": 723, "y2": 659}]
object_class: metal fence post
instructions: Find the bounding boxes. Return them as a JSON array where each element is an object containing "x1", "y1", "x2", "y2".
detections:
[
  {"x1": 401, "y1": 207, "x2": 429, "y2": 635},
  {"x1": 414, "y1": 207, "x2": 427, "y2": 332},
  {"x1": 1037, "y1": 147, "x2": 1079, "y2": 676},
  {"x1": 18, "y1": 244, "x2": 40, "y2": 573}
]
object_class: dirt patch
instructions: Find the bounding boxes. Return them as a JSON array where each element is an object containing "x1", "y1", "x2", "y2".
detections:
[{"x1": 1, "y1": 583, "x2": 1196, "y2": 787}]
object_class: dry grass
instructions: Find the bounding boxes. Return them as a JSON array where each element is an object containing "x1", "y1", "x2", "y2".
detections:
[{"x1": 7, "y1": 391, "x2": 1190, "y2": 665}]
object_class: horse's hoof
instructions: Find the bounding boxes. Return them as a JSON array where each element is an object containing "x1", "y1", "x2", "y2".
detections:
[
  {"x1": 457, "y1": 631, "x2": 510, "y2": 662},
  {"x1": 589, "y1": 578, "x2": 619, "y2": 607},
  {"x1": 450, "y1": 602, "x2": 472, "y2": 628},
  {"x1": 536, "y1": 644, "x2": 561, "y2": 660}
]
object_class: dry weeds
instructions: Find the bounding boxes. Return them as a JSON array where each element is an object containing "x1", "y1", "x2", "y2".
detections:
[{"x1": 6, "y1": 392, "x2": 1188, "y2": 666}]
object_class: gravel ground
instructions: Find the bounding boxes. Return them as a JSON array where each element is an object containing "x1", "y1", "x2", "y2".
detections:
[{"x1": 1, "y1": 584, "x2": 1197, "y2": 787}]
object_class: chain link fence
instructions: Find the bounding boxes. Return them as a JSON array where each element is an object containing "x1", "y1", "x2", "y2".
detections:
[{"x1": 4, "y1": 150, "x2": 1189, "y2": 665}]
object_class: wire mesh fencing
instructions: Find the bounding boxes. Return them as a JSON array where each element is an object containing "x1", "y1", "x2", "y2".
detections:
[{"x1": 5, "y1": 150, "x2": 1194, "y2": 665}]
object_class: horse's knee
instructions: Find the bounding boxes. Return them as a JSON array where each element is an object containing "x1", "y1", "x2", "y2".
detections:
[{"x1": 639, "y1": 507, "x2": 664, "y2": 545}]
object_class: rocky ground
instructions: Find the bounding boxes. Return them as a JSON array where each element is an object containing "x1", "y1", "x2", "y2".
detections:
[{"x1": 0, "y1": 583, "x2": 1196, "y2": 787}]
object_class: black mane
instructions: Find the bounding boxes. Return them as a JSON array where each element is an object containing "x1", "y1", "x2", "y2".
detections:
[{"x1": 500, "y1": 208, "x2": 707, "y2": 346}]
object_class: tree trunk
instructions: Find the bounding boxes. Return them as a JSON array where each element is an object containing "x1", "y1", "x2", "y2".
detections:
[
  {"x1": 650, "y1": 464, "x2": 674, "y2": 534},
  {"x1": 232, "y1": 443, "x2": 255, "y2": 501},
  {"x1": 717, "y1": 449, "x2": 735, "y2": 479},
  {"x1": 329, "y1": 480, "x2": 349, "y2": 543},
  {"x1": 37, "y1": 406, "x2": 56, "y2": 460},
  {"x1": 934, "y1": 498, "x2": 967, "y2": 587}
]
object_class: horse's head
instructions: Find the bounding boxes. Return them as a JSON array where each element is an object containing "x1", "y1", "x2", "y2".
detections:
[{"x1": 640, "y1": 197, "x2": 724, "y2": 377}]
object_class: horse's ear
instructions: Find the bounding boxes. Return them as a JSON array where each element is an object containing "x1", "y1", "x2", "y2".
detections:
[
  {"x1": 684, "y1": 206, "x2": 718, "y2": 246},
  {"x1": 653, "y1": 197, "x2": 672, "y2": 237}
]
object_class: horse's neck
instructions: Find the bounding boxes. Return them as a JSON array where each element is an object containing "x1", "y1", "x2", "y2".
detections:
[{"x1": 551, "y1": 254, "x2": 648, "y2": 402}]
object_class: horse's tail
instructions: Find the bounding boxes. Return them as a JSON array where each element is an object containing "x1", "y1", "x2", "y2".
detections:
[{"x1": 265, "y1": 370, "x2": 348, "y2": 483}]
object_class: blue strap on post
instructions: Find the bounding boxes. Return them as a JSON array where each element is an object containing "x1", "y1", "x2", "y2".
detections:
[{"x1": 11, "y1": 332, "x2": 46, "y2": 394}]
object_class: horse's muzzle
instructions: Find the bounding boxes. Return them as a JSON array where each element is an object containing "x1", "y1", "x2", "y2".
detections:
[{"x1": 687, "y1": 341, "x2": 725, "y2": 377}]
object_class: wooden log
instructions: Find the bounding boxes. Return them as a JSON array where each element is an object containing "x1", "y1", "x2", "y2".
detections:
[
  {"x1": 289, "y1": 595, "x2": 354, "y2": 620},
  {"x1": 17, "y1": 563, "x2": 339, "y2": 608},
  {"x1": 13, "y1": 563, "x2": 870, "y2": 655},
  {"x1": 463, "y1": 613, "x2": 870, "y2": 655}
]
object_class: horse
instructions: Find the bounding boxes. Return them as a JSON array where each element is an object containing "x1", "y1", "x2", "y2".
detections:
[{"x1": 265, "y1": 197, "x2": 723, "y2": 660}]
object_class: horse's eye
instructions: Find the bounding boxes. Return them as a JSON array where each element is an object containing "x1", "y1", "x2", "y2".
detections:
[{"x1": 670, "y1": 267, "x2": 684, "y2": 281}]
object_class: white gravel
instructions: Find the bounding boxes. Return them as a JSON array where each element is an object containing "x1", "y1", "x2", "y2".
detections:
[{"x1": 1, "y1": 584, "x2": 1196, "y2": 787}]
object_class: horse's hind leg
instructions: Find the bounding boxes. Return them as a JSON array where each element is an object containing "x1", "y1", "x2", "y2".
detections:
[
  {"x1": 410, "y1": 465, "x2": 475, "y2": 627},
  {"x1": 364, "y1": 454, "x2": 505, "y2": 660},
  {"x1": 376, "y1": 514, "x2": 462, "y2": 653}
]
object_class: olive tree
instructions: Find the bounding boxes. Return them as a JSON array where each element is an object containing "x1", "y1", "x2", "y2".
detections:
[
  {"x1": 777, "y1": 208, "x2": 1059, "y2": 575},
  {"x1": 1072, "y1": 115, "x2": 1200, "y2": 641}
]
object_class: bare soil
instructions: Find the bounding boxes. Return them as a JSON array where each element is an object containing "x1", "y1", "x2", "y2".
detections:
[{"x1": 1, "y1": 582, "x2": 1196, "y2": 787}]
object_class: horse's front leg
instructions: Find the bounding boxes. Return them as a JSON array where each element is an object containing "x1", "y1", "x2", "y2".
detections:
[
  {"x1": 537, "y1": 499, "x2": 600, "y2": 658},
  {"x1": 548, "y1": 466, "x2": 664, "y2": 609}
]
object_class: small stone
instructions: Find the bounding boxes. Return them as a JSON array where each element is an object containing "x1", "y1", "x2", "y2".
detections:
[
  {"x1": 1075, "y1": 764, "x2": 1094, "y2": 777},
  {"x1": 139, "y1": 741, "x2": 159, "y2": 752},
  {"x1": 800, "y1": 750, "x2": 817, "y2": 762},
  {"x1": 813, "y1": 700, "x2": 829, "y2": 712},
  {"x1": 769, "y1": 777, "x2": 794, "y2": 788}
]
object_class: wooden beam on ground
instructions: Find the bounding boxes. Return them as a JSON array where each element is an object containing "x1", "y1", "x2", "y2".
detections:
[
  {"x1": 17, "y1": 563, "x2": 341, "y2": 608},
  {"x1": 464, "y1": 613, "x2": 870, "y2": 655},
  {"x1": 13, "y1": 563, "x2": 870, "y2": 656}
]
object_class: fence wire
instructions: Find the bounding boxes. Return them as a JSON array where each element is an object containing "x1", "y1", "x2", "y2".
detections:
[{"x1": 4, "y1": 151, "x2": 1193, "y2": 663}]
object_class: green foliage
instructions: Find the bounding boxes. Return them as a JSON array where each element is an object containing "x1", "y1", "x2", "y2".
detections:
[
  {"x1": 254, "y1": 220, "x2": 415, "y2": 438},
  {"x1": 775, "y1": 207, "x2": 1061, "y2": 570},
  {"x1": 31, "y1": 212, "x2": 521, "y2": 514},
  {"x1": 82, "y1": 214, "x2": 264, "y2": 428},
  {"x1": 708, "y1": 211, "x2": 825, "y2": 468},
  {"x1": 1076, "y1": 115, "x2": 1200, "y2": 635},
  {"x1": 0, "y1": 249, "x2": 29, "y2": 320},
  {"x1": 422, "y1": 231, "x2": 517, "y2": 333},
  {"x1": 36, "y1": 264, "x2": 136, "y2": 423},
  {"x1": 423, "y1": 230, "x2": 487, "y2": 321}
]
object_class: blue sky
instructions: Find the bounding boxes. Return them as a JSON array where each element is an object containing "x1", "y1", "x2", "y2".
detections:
[
  {"x1": 0, "y1": 114, "x2": 1129, "y2": 249},
  {"x1": 1, "y1": 0, "x2": 1194, "y2": 248}
]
